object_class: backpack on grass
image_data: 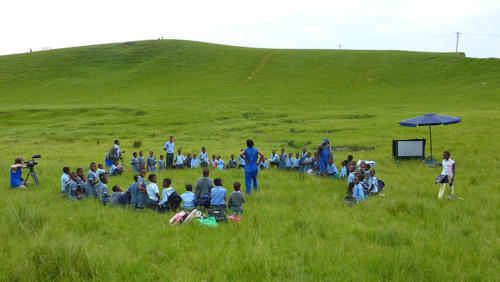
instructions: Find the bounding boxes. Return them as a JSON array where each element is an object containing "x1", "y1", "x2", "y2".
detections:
[
  {"x1": 208, "y1": 209, "x2": 227, "y2": 222},
  {"x1": 378, "y1": 179, "x2": 385, "y2": 192},
  {"x1": 167, "y1": 192, "x2": 182, "y2": 211}
]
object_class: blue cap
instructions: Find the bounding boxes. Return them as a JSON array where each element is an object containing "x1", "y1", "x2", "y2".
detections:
[{"x1": 323, "y1": 138, "x2": 329, "y2": 143}]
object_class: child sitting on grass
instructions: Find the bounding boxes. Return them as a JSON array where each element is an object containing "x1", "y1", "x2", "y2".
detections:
[
  {"x1": 210, "y1": 178, "x2": 226, "y2": 212},
  {"x1": 110, "y1": 185, "x2": 128, "y2": 206},
  {"x1": 110, "y1": 160, "x2": 124, "y2": 176},
  {"x1": 228, "y1": 182, "x2": 245, "y2": 217},
  {"x1": 226, "y1": 154, "x2": 237, "y2": 169},
  {"x1": 131, "y1": 152, "x2": 139, "y2": 172},
  {"x1": 61, "y1": 166, "x2": 70, "y2": 194},
  {"x1": 146, "y1": 174, "x2": 160, "y2": 208},
  {"x1": 181, "y1": 184, "x2": 195, "y2": 211},
  {"x1": 217, "y1": 155, "x2": 225, "y2": 170},
  {"x1": 158, "y1": 155, "x2": 166, "y2": 171},
  {"x1": 326, "y1": 160, "x2": 338, "y2": 178},
  {"x1": 147, "y1": 151, "x2": 156, "y2": 172},
  {"x1": 76, "y1": 168, "x2": 86, "y2": 195},
  {"x1": 184, "y1": 153, "x2": 192, "y2": 168},
  {"x1": 175, "y1": 149, "x2": 185, "y2": 169},
  {"x1": 87, "y1": 162, "x2": 100, "y2": 198},
  {"x1": 353, "y1": 175, "x2": 365, "y2": 203},
  {"x1": 67, "y1": 172, "x2": 81, "y2": 200},
  {"x1": 347, "y1": 165, "x2": 356, "y2": 195},
  {"x1": 191, "y1": 154, "x2": 199, "y2": 168},
  {"x1": 369, "y1": 169, "x2": 379, "y2": 195},
  {"x1": 97, "y1": 163, "x2": 107, "y2": 178},
  {"x1": 158, "y1": 178, "x2": 175, "y2": 209},
  {"x1": 97, "y1": 174, "x2": 111, "y2": 205},
  {"x1": 339, "y1": 160, "x2": 348, "y2": 178},
  {"x1": 126, "y1": 175, "x2": 139, "y2": 206}
]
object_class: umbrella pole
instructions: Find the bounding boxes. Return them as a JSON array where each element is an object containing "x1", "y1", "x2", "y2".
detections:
[{"x1": 429, "y1": 125, "x2": 433, "y2": 160}]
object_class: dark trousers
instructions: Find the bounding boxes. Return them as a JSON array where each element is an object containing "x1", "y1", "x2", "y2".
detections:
[{"x1": 166, "y1": 153, "x2": 174, "y2": 168}]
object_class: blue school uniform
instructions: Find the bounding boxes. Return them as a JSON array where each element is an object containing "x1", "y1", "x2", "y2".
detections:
[
  {"x1": 76, "y1": 176, "x2": 86, "y2": 194},
  {"x1": 131, "y1": 157, "x2": 139, "y2": 172},
  {"x1": 339, "y1": 166, "x2": 348, "y2": 178},
  {"x1": 146, "y1": 182, "x2": 159, "y2": 202},
  {"x1": 181, "y1": 191, "x2": 196, "y2": 210},
  {"x1": 175, "y1": 154, "x2": 185, "y2": 167},
  {"x1": 191, "y1": 158, "x2": 199, "y2": 168},
  {"x1": 67, "y1": 179, "x2": 79, "y2": 199},
  {"x1": 370, "y1": 176, "x2": 379, "y2": 193},
  {"x1": 286, "y1": 157, "x2": 294, "y2": 168},
  {"x1": 110, "y1": 165, "x2": 123, "y2": 176},
  {"x1": 86, "y1": 170, "x2": 99, "y2": 198},
  {"x1": 96, "y1": 168, "x2": 106, "y2": 178},
  {"x1": 135, "y1": 176, "x2": 149, "y2": 208},
  {"x1": 138, "y1": 156, "x2": 146, "y2": 170},
  {"x1": 127, "y1": 182, "x2": 139, "y2": 205},
  {"x1": 147, "y1": 156, "x2": 156, "y2": 172},
  {"x1": 269, "y1": 154, "x2": 279, "y2": 166},
  {"x1": 353, "y1": 183, "x2": 364, "y2": 202},
  {"x1": 302, "y1": 157, "x2": 313, "y2": 172},
  {"x1": 313, "y1": 159, "x2": 320, "y2": 171},
  {"x1": 210, "y1": 186, "x2": 226, "y2": 206},
  {"x1": 199, "y1": 152, "x2": 209, "y2": 167},
  {"x1": 159, "y1": 187, "x2": 175, "y2": 207},
  {"x1": 278, "y1": 153, "x2": 287, "y2": 170},
  {"x1": 238, "y1": 155, "x2": 246, "y2": 168},
  {"x1": 61, "y1": 173, "x2": 69, "y2": 193},
  {"x1": 97, "y1": 182, "x2": 109, "y2": 204},
  {"x1": 327, "y1": 163, "x2": 338, "y2": 178},
  {"x1": 217, "y1": 159, "x2": 225, "y2": 170},
  {"x1": 294, "y1": 158, "x2": 301, "y2": 169},
  {"x1": 158, "y1": 159, "x2": 166, "y2": 170},
  {"x1": 299, "y1": 153, "x2": 308, "y2": 173}
]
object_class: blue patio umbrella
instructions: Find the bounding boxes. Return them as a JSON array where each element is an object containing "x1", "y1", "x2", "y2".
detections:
[{"x1": 399, "y1": 113, "x2": 461, "y2": 160}]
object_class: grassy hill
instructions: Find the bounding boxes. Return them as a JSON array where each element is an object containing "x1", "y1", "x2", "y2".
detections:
[{"x1": 0, "y1": 40, "x2": 499, "y2": 280}]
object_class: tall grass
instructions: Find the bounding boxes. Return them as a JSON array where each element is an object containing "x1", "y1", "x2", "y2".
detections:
[{"x1": 0, "y1": 40, "x2": 499, "y2": 280}]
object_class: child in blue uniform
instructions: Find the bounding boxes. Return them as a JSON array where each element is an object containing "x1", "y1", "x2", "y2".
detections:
[
  {"x1": 61, "y1": 167, "x2": 70, "y2": 194},
  {"x1": 278, "y1": 149, "x2": 287, "y2": 170},
  {"x1": 147, "y1": 151, "x2": 156, "y2": 172},
  {"x1": 110, "y1": 160, "x2": 124, "y2": 176},
  {"x1": 191, "y1": 154, "x2": 199, "y2": 168},
  {"x1": 158, "y1": 155, "x2": 166, "y2": 171},
  {"x1": 86, "y1": 163, "x2": 100, "y2": 198},
  {"x1": 175, "y1": 149, "x2": 185, "y2": 169},
  {"x1": 294, "y1": 153, "x2": 301, "y2": 170},
  {"x1": 76, "y1": 168, "x2": 87, "y2": 195},
  {"x1": 199, "y1": 147, "x2": 209, "y2": 168},
  {"x1": 67, "y1": 173, "x2": 80, "y2": 200},
  {"x1": 286, "y1": 153, "x2": 294, "y2": 170},
  {"x1": 326, "y1": 160, "x2": 338, "y2": 178},
  {"x1": 181, "y1": 184, "x2": 196, "y2": 211},
  {"x1": 97, "y1": 174, "x2": 111, "y2": 205},
  {"x1": 217, "y1": 155, "x2": 225, "y2": 170},
  {"x1": 226, "y1": 154, "x2": 237, "y2": 169},
  {"x1": 138, "y1": 151, "x2": 146, "y2": 171},
  {"x1": 131, "y1": 152, "x2": 139, "y2": 172},
  {"x1": 210, "y1": 178, "x2": 226, "y2": 211}
]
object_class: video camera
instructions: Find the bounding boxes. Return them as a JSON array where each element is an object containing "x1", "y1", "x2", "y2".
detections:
[{"x1": 25, "y1": 154, "x2": 41, "y2": 168}]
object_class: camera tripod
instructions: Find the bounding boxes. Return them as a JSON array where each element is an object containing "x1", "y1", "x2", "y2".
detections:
[{"x1": 24, "y1": 166, "x2": 39, "y2": 187}]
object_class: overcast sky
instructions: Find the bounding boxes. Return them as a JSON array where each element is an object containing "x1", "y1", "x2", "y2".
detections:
[{"x1": 1, "y1": 0, "x2": 499, "y2": 58}]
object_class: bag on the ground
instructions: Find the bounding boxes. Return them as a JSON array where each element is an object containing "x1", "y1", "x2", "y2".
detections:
[
  {"x1": 197, "y1": 216, "x2": 218, "y2": 227},
  {"x1": 169, "y1": 211, "x2": 188, "y2": 225},
  {"x1": 208, "y1": 209, "x2": 227, "y2": 222},
  {"x1": 167, "y1": 192, "x2": 182, "y2": 210},
  {"x1": 378, "y1": 179, "x2": 385, "y2": 192}
]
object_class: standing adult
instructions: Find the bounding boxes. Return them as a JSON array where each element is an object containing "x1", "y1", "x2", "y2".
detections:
[
  {"x1": 10, "y1": 157, "x2": 26, "y2": 190},
  {"x1": 317, "y1": 138, "x2": 333, "y2": 176},
  {"x1": 163, "y1": 136, "x2": 175, "y2": 169},
  {"x1": 239, "y1": 139, "x2": 266, "y2": 194},
  {"x1": 106, "y1": 140, "x2": 121, "y2": 168}
]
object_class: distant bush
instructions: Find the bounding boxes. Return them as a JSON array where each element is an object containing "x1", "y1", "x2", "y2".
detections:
[{"x1": 133, "y1": 140, "x2": 142, "y2": 148}]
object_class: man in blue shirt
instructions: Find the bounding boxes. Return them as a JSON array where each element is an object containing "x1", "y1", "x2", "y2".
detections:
[
  {"x1": 163, "y1": 136, "x2": 175, "y2": 169},
  {"x1": 10, "y1": 157, "x2": 26, "y2": 190},
  {"x1": 210, "y1": 178, "x2": 226, "y2": 211}
]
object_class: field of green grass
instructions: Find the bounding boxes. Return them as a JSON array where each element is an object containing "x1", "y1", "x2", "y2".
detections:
[{"x1": 0, "y1": 40, "x2": 499, "y2": 280}]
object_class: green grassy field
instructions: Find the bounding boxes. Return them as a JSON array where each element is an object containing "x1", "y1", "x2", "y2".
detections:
[{"x1": 0, "y1": 40, "x2": 499, "y2": 280}]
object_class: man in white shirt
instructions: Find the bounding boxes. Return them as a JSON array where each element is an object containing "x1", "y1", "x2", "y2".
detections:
[
  {"x1": 163, "y1": 136, "x2": 175, "y2": 169},
  {"x1": 437, "y1": 151, "x2": 455, "y2": 199}
]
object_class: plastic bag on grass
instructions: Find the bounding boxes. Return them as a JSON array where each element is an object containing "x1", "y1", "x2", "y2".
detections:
[{"x1": 197, "y1": 216, "x2": 218, "y2": 227}]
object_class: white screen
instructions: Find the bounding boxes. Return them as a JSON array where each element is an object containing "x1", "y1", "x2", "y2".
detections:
[{"x1": 397, "y1": 141, "x2": 424, "y2": 157}]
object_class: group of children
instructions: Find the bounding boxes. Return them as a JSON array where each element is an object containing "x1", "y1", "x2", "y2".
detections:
[
  {"x1": 128, "y1": 147, "x2": 240, "y2": 172},
  {"x1": 60, "y1": 164, "x2": 246, "y2": 220}
]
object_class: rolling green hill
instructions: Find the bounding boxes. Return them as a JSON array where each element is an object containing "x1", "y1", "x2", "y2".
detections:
[{"x1": 0, "y1": 40, "x2": 499, "y2": 280}]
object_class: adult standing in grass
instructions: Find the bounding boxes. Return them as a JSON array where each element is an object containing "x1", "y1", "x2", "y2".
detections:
[
  {"x1": 239, "y1": 139, "x2": 266, "y2": 194},
  {"x1": 163, "y1": 136, "x2": 175, "y2": 169},
  {"x1": 10, "y1": 157, "x2": 26, "y2": 190},
  {"x1": 317, "y1": 138, "x2": 333, "y2": 176}
]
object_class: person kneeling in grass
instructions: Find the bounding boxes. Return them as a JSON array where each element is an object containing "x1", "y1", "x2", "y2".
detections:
[
  {"x1": 146, "y1": 174, "x2": 160, "y2": 208},
  {"x1": 181, "y1": 184, "x2": 195, "y2": 211},
  {"x1": 67, "y1": 172, "x2": 82, "y2": 200},
  {"x1": 326, "y1": 160, "x2": 338, "y2": 178},
  {"x1": 110, "y1": 185, "x2": 128, "y2": 206},
  {"x1": 110, "y1": 160, "x2": 124, "y2": 176},
  {"x1": 210, "y1": 178, "x2": 226, "y2": 212}
]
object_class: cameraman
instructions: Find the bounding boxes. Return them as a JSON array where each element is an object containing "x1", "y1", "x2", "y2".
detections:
[{"x1": 10, "y1": 157, "x2": 26, "y2": 190}]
